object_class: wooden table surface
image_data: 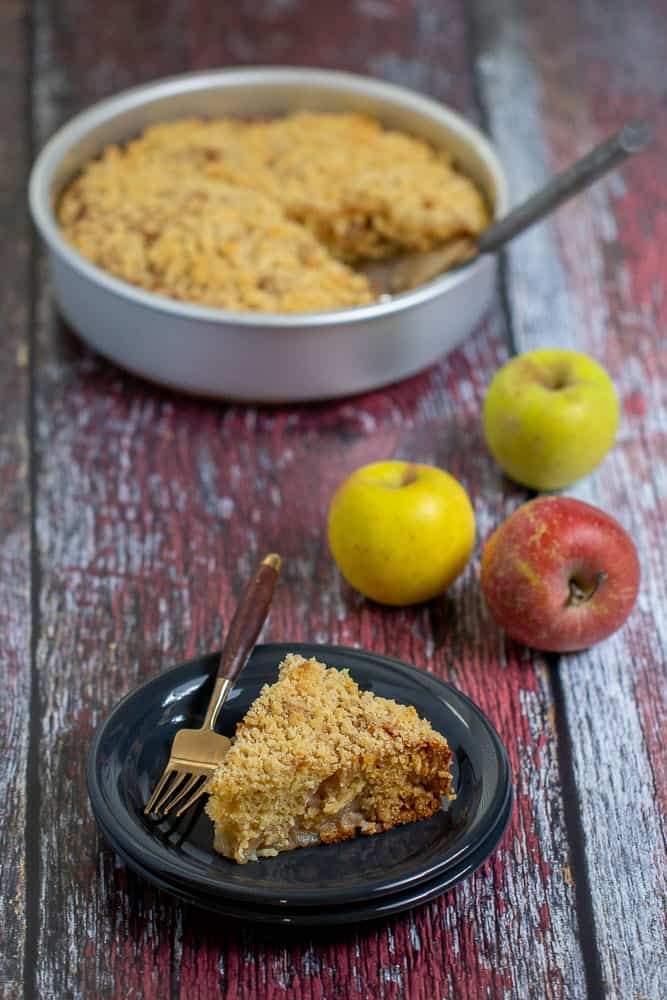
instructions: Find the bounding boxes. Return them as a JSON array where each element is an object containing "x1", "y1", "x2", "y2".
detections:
[{"x1": 2, "y1": 1, "x2": 665, "y2": 997}]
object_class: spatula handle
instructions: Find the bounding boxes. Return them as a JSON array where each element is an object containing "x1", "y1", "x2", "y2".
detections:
[
  {"x1": 477, "y1": 120, "x2": 651, "y2": 256},
  {"x1": 216, "y1": 553, "x2": 282, "y2": 685}
]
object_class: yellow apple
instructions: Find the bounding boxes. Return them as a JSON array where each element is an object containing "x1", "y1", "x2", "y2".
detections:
[
  {"x1": 483, "y1": 349, "x2": 619, "y2": 491},
  {"x1": 327, "y1": 461, "x2": 475, "y2": 606}
]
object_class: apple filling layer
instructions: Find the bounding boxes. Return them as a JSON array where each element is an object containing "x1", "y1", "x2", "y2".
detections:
[{"x1": 205, "y1": 654, "x2": 453, "y2": 864}]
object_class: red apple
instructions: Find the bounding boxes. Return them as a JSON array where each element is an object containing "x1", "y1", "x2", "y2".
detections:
[{"x1": 480, "y1": 496, "x2": 640, "y2": 652}]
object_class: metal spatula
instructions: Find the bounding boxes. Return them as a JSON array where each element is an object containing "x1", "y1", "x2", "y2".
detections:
[
  {"x1": 362, "y1": 119, "x2": 650, "y2": 295},
  {"x1": 144, "y1": 553, "x2": 281, "y2": 819}
]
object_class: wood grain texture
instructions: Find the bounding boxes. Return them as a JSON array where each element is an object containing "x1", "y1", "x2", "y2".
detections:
[
  {"x1": 472, "y1": 1, "x2": 667, "y2": 996},
  {"x1": 27, "y1": 1, "x2": 587, "y2": 998},
  {"x1": 0, "y1": 1, "x2": 31, "y2": 997}
]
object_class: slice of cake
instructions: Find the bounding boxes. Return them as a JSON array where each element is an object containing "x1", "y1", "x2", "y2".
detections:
[{"x1": 205, "y1": 653, "x2": 453, "y2": 864}]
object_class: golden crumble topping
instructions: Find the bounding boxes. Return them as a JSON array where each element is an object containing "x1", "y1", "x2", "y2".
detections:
[{"x1": 58, "y1": 112, "x2": 488, "y2": 313}]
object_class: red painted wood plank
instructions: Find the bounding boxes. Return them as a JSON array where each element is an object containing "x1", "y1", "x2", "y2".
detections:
[
  {"x1": 29, "y1": 1, "x2": 586, "y2": 997},
  {"x1": 0, "y1": 1, "x2": 31, "y2": 996},
  {"x1": 473, "y1": 0, "x2": 667, "y2": 996}
]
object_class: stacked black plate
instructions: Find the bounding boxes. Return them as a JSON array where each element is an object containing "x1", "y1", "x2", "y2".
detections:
[{"x1": 87, "y1": 644, "x2": 513, "y2": 925}]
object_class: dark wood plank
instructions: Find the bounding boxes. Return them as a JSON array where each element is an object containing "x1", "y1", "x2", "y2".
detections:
[
  {"x1": 0, "y1": 1, "x2": 31, "y2": 996},
  {"x1": 30, "y1": 1, "x2": 588, "y2": 997},
  {"x1": 473, "y1": 0, "x2": 667, "y2": 996}
]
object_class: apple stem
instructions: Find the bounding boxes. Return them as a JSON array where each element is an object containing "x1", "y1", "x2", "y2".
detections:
[
  {"x1": 401, "y1": 463, "x2": 419, "y2": 487},
  {"x1": 567, "y1": 571, "x2": 607, "y2": 606}
]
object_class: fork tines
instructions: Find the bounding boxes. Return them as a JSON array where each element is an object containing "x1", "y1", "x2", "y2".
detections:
[{"x1": 144, "y1": 766, "x2": 209, "y2": 818}]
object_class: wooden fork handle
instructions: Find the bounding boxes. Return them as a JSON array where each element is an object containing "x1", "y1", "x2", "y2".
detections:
[
  {"x1": 200, "y1": 553, "x2": 281, "y2": 732},
  {"x1": 217, "y1": 553, "x2": 281, "y2": 685}
]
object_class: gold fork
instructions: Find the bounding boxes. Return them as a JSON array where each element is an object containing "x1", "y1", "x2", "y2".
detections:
[{"x1": 144, "y1": 553, "x2": 281, "y2": 819}]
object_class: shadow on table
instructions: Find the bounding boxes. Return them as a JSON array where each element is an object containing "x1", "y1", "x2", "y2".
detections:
[{"x1": 100, "y1": 844, "x2": 455, "y2": 947}]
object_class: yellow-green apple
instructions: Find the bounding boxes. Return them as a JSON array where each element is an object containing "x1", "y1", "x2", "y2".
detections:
[
  {"x1": 481, "y1": 496, "x2": 639, "y2": 652},
  {"x1": 483, "y1": 349, "x2": 619, "y2": 490},
  {"x1": 328, "y1": 461, "x2": 475, "y2": 606}
]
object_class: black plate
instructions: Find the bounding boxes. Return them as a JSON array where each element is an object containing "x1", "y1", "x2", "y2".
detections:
[
  {"x1": 94, "y1": 787, "x2": 513, "y2": 925},
  {"x1": 88, "y1": 644, "x2": 512, "y2": 909}
]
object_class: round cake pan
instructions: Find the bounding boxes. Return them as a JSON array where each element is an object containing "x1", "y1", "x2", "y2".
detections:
[{"x1": 29, "y1": 67, "x2": 508, "y2": 402}]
